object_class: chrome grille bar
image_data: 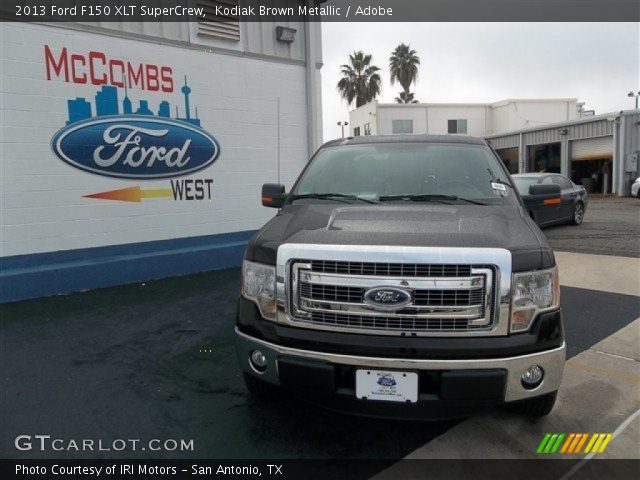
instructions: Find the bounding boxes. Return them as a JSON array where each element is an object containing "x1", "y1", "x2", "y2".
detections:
[
  {"x1": 310, "y1": 260, "x2": 473, "y2": 277},
  {"x1": 276, "y1": 244, "x2": 512, "y2": 337}
]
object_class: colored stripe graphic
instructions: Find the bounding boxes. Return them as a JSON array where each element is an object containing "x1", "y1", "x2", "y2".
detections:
[
  {"x1": 537, "y1": 433, "x2": 565, "y2": 453},
  {"x1": 560, "y1": 433, "x2": 575, "y2": 453},
  {"x1": 538, "y1": 433, "x2": 613, "y2": 454},
  {"x1": 84, "y1": 186, "x2": 173, "y2": 202},
  {"x1": 550, "y1": 433, "x2": 565, "y2": 453},
  {"x1": 585, "y1": 433, "x2": 613, "y2": 453},
  {"x1": 573, "y1": 433, "x2": 589, "y2": 453},
  {"x1": 537, "y1": 433, "x2": 552, "y2": 453}
]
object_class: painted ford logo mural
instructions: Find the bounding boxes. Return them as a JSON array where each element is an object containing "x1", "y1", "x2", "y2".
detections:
[
  {"x1": 363, "y1": 287, "x2": 412, "y2": 310},
  {"x1": 51, "y1": 82, "x2": 220, "y2": 180},
  {"x1": 52, "y1": 116, "x2": 219, "y2": 179}
]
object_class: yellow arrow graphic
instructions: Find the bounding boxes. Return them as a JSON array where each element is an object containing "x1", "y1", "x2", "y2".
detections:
[{"x1": 84, "y1": 186, "x2": 173, "y2": 203}]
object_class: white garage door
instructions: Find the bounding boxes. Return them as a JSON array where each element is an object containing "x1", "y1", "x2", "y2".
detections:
[{"x1": 571, "y1": 136, "x2": 613, "y2": 161}]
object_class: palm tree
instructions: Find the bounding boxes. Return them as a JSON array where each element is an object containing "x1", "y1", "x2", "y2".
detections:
[
  {"x1": 337, "y1": 51, "x2": 382, "y2": 108},
  {"x1": 395, "y1": 91, "x2": 419, "y2": 104},
  {"x1": 389, "y1": 43, "x2": 420, "y2": 99}
]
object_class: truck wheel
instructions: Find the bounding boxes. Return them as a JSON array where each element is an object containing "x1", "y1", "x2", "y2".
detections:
[
  {"x1": 243, "y1": 373, "x2": 281, "y2": 400},
  {"x1": 509, "y1": 391, "x2": 557, "y2": 418},
  {"x1": 569, "y1": 202, "x2": 584, "y2": 225}
]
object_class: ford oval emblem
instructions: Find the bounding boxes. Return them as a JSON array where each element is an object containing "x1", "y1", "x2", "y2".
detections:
[
  {"x1": 363, "y1": 287, "x2": 412, "y2": 311},
  {"x1": 51, "y1": 116, "x2": 220, "y2": 180}
]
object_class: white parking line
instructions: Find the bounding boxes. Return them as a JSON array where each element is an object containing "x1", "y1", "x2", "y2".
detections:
[{"x1": 559, "y1": 407, "x2": 640, "y2": 479}]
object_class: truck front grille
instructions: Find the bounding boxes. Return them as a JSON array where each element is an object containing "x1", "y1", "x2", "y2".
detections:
[
  {"x1": 288, "y1": 260, "x2": 496, "y2": 335},
  {"x1": 309, "y1": 312, "x2": 471, "y2": 331},
  {"x1": 299, "y1": 282, "x2": 486, "y2": 307},
  {"x1": 310, "y1": 260, "x2": 472, "y2": 277}
]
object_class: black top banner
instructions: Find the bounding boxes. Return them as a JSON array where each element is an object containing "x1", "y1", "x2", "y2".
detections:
[{"x1": 2, "y1": 0, "x2": 640, "y2": 22}]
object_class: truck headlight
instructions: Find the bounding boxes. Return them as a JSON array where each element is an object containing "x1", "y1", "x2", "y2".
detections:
[
  {"x1": 241, "y1": 260, "x2": 276, "y2": 320},
  {"x1": 510, "y1": 266, "x2": 560, "y2": 333}
]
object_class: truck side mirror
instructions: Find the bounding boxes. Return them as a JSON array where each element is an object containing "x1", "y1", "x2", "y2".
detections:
[
  {"x1": 529, "y1": 184, "x2": 561, "y2": 196},
  {"x1": 262, "y1": 183, "x2": 286, "y2": 208}
]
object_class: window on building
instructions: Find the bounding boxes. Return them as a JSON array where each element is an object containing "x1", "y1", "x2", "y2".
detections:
[
  {"x1": 392, "y1": 120, "x2": 413, "y2": 134},
  {"x1": 353, "y1": 127, "x2": 361, "y2": 136},
  {"x1": 448, "y1": 119, "x2": 468, "y2": 134},
  {"x1": 197, "y1": 0, "x2": 241, "y2": 41},
  {"x1": 364, "y1": 123, "x2": 371, "y2": 135}
]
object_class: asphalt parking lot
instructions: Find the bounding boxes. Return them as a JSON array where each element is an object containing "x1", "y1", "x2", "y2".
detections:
[
  {"x1": 1, "y1": 198, "x2": 639, "y2": 474},
  {"x1": 543, "y1": 196, "x2": 640, "y2": 258}
]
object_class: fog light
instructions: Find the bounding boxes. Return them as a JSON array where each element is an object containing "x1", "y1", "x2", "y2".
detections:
[
  {"x1": 521, "y1": 365, "x2": 544, "y2": 389},
  {"x1": 250, "y1": 350, "x2": 268, "y2": 372}
]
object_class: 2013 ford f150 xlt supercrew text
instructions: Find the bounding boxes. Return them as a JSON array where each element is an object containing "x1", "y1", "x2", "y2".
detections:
[{"x1": 235, "y1": 134, "x2": 565, "y2": 419}]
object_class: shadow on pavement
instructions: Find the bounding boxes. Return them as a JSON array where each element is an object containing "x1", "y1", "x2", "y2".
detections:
[
  {"x1": 2, "y1": 269, "x2": 637, "y2": 461},
  {"x1": 0, "y1": 269, "x2": 457, "y2": 461}
]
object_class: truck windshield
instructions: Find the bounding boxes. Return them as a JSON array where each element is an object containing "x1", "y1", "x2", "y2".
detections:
[{"x1": 292, "y1": 143, "x2": 517, "y2": 205}]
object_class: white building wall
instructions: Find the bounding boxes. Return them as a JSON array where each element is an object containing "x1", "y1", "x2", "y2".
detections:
[
  {"x1": 349, "y1": 101, "x2": 378, "y2": 136},
  {"x1": 426, "y1": 105, "x2": 488, "y2": 136},
  {"x1": 378, "y1": 105, "x2": 427, "y2": 135},
  {"x1": 350, "y1": 99, "x2": 582, "y2": 138},
  {"x1": 0, "y1": 22, "x2": 311, "y2": 257},
  {"x1": 489, "y1": 100, "x2": 580, "y2": 134},
  {"x1": 489, "y1": 104, "x2": 513, "y2": 135}
]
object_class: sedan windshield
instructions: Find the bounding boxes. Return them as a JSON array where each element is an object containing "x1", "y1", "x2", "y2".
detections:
[
  {"x1": 292, "y1": 143, "x2": 516, "y2": 205},
  {"x1": 512, "y1": 177, "x2": 541, "y2": 193}
]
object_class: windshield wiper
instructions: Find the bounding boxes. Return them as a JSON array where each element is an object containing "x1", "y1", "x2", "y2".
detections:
[
  {"x1": 289, "y1": 193, "x2": 379, "y2": 204},
  {"x1": 378, "y1": 194, "x2": 487, "y2": 205}
]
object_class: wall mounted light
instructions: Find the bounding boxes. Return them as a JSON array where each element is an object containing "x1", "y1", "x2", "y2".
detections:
[
  {"x1": 558, "y1": 128, "x2": 568, "y2": 135},
  {"x1": 276, "y1": 26, "x2": 297, "y2": 43}
]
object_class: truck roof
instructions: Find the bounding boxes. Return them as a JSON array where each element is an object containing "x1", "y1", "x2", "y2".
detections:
[{"x1": 320, "y1": 134, "x2": 487, "y2": 148}]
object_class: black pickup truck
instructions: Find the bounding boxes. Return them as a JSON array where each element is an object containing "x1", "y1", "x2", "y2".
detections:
[{"x1": 236, "y1": 134, "x2": 565, "y2": 419}]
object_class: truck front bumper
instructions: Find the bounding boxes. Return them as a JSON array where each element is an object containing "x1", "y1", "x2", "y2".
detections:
[{"x1": 236, "y1": 328, "x2": 566, "y2": 419}]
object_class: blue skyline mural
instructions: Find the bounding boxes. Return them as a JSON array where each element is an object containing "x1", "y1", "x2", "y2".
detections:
[{"x1": 66, "y1": 78, "x2": 200, "y2": 127}]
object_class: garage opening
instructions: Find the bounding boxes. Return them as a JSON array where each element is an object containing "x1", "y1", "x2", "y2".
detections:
[
  {"x1": 527, "y1": 143, "x2": 561, "y2": 173},
  {"x1": 495, "y1": 147, "x2": 519, "y2": 173},
  {"x1": 570, "y1": 136, "x2": 614, "y2": 194}
]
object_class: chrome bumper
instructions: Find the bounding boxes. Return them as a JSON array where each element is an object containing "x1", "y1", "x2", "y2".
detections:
[{"x1": 235, "y1": 328, "x2": 565, "y2": 402}]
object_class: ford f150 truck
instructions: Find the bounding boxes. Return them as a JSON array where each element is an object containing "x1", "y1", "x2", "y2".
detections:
[{"x1": 236, "y1": 134, "x2": 565, "y2": 419}]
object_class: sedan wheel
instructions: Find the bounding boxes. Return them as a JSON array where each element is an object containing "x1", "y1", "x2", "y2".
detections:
[{"x1": 571, "y1": 202, "x2": 584, "y2": 225}]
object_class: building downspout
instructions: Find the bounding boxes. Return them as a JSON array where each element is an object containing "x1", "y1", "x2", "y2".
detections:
[
  {"x1": 425, "y1": 105, "x2": 429, "y2": 134},
  {"x1": 560, "y1": 134, "x2": 569, "y2": 177},
  {"x1": 304, "y1": 8, "x2": 321, "y2": 157},
  {"x1": 518, "y1": 132, "x2": 525, "y2": 172},
  {"x1": 617, "y1": 115, "x2": 627, "y2": 196}
]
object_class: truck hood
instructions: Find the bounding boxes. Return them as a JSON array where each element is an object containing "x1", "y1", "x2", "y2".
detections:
[{"x1": 248, "y1": 202, "x2": 554, "y2": 271}]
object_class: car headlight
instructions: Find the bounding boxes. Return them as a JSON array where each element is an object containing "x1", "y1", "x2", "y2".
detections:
[
  {"x1": 510, "y1": 266, "x2": 560, "y2": 333},
  {"x1": 241, "y1": 260, "x2": 276, "y2": 320}
]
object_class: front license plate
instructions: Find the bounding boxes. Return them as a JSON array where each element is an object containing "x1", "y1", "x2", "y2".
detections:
[{"x1": 355, "y1": 369, "x2": 418, "y2": 403}]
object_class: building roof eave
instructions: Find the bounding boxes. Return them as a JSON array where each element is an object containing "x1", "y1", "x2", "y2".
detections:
[{"x1": 484, "y1": 109, "x2": 640, "y2": 139}]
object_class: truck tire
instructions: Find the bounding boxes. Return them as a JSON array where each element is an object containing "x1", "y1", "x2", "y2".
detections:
[
  {"x1": 243, "y1": 373, "x2": 281, "y2": 400},
  {"x1": 509, "y1": 391, "x2": 557, "y2": 418}
]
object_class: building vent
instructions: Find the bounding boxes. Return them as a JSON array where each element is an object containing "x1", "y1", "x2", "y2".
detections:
[{"x1": 197, "y1": 0, "x2": 241, "y2": 41}]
